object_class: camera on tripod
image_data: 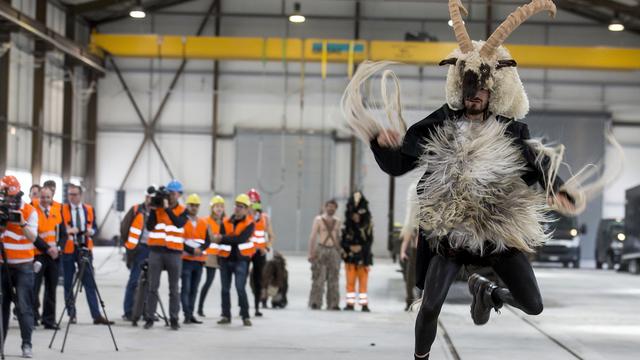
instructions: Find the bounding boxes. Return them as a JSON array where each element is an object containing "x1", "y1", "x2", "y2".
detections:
[
  {"x1": 150, "y1": 186, "x2": 169, "y2": 208},
  {"x1": 0, "y1": 189, "x2": 23, "y2": 226},
  {"x1": 73, "y1": 230, "x2": 90, "y2": 250}
]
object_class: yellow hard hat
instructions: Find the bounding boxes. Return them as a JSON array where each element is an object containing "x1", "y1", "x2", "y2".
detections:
[
  {"x1": 210, "y1": 195, "x2": 225, "y2": 206},
  {"x1": 235, "y1": 194, "x2": 251, "y2": 207},
  {"x1": 186, "y1": 193, "x2": 201, "y2": 205}
]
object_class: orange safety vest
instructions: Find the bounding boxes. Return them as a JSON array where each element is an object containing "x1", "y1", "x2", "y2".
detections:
[
  {"x1": 251, "y1": 213, "x2": 270, "y2": 250},
  {"x1": 218, "y1": 215, "x2": 255, "y2": 258},
  {"x1": 148, "y1": 205, "x2": 186, "y2": 251},
  {"x1": 1, "y1": 204, "x2": 36, "y2": 264},
  {"x1": 34, "y1": 205, "x2": 62, "y2": 255},
  {"x1": 125, "y1": 205, "x2": 146, "y2": 250},
  {"x1": 182, "y1": 217, "x2": 209, "y2": 262},
  {"x1": 62, "y1": 203, "x2": 95, "y2": 254},
  {"x1": 205, "y1": 216, "x2": 224, "y2": 256}
]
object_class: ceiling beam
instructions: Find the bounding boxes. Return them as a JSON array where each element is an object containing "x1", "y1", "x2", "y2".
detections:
[
  {"x1": 92, "y1": 0, "x2": 194, "y2": 25},
  {"x1": 71, "y1": 0, "x2": 130, "y2": 15},
  {"x1": 0, "y1": 0, "x2": 105, "y2": 72},
  {"x1": 555, "y1": 0, "x2": 640, "y2": 34}
]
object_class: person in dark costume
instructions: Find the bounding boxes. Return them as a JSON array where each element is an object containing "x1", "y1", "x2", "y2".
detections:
[
  {"x1": 341, "y1": 191, "x2": 374, "y2": 312},
  {"x1": 341, "y1": 1, "x2": 621, "y2": 358}
]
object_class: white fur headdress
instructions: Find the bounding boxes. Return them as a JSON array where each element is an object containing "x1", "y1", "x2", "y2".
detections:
[{"x1": 442, "y1": 0, "x2": 556, "y2": 120}]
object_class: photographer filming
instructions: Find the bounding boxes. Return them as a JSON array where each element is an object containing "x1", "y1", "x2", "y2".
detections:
[
  {"x1": 144, "y1": 180, "x2": 189, "y2": 331},
  {"x1": 121, "y1": 186, "x2": 155, "y2": 322},
  {"x1": 0, "y1": 175, "x2": 50, "y2": 358},
  {"x1": 60, "y1": 184, "x2": 113, "y2": 325}
]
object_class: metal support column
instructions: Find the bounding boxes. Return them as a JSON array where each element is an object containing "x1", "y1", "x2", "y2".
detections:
[
  {"x1": 61, "y1": 14, "x2": 75, "y2": 182},
  {"x1": 210, "y1": 0, "x2": 221, "y2": 190},
  {"x1": 31, "y1": 0, "x2": 47, "y2": 184},
  {"x1": 0, "y1": 0, "x2": 9, "y2": 176},
  {"x1": 85, "y1": 71, "x2": 98, "y2": 204},
  {"x1": 349, "y1": 0, "x2": 360, "y2": 194}
]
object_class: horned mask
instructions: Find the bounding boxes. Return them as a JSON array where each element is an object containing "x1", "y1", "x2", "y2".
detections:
[{"x1": 443, "y1": 0, "x2": 556, "y2": 120}]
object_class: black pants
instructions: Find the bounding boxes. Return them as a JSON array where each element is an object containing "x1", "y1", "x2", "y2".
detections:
[
  {"x1": 197, "y1": 267, "x2": 217, "y2": 314},
  {"x1": 415, "y1": 251, "x2": 544, "y2": 356},
  {"x1": 34, "y1": 254, "x2": 59, "y2": 326},
  {"x1": 250, "y1": 252, "x2": 266, "y2": 310}
]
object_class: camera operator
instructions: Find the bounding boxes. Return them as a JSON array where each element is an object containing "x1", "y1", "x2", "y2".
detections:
[
  {"x1": 33, "y1": 187, "x2": 62, "y2": 330},
  {"x1": 144, "y1": 180, "x2": 189, "y2": 331},
  {"x1": 0, "y1": 175, "x2": 48, "y2": 358},
  {"x1": 60, "y1": 184, "x2": 113, "y2": 325},
  {"x1": 120, "y1": 186, "x2": 155, "y2": 321}
]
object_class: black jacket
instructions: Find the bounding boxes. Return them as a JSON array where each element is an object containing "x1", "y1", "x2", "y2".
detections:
[
  {"x1": 370, "y1": 104, "x2": 568, "y2": 290},
  {"x1": 341, "y1": 223, "x2": 374, "y2": 266},
  {"x1": 370, "y1": 104, "x2": 566, "y2": 194}
]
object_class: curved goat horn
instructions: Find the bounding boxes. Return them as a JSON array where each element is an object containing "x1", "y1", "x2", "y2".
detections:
[
  {"x1": 480, "y1": 0, "x2": 556, "y2": 58},
  {"x1": 449, "y1": 0, "x2": 473, "y2": 54}
]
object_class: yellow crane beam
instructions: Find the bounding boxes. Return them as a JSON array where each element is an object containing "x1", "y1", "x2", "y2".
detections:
[{"x1": 90, "y1": 34, "x2": 640, "y2": 71}]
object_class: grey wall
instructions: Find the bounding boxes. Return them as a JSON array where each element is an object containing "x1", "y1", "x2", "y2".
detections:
[
  {"x1": 234, "y1": 130, "x2": 336, "y2": 252},
  {"x1": 524, "y1": 111, "x2": 607, "y2": 261}
]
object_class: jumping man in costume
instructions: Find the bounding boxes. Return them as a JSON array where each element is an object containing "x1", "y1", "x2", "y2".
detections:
[{"x1": 339, "y1": 1, "x2": 620, "y2": 358}]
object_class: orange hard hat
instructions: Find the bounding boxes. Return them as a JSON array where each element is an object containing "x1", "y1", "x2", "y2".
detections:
[{"x1": 1, "y1": 175, "x2": 21, "y2": 196}]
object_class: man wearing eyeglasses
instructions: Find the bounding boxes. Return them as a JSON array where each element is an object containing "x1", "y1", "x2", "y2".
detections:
[{"x1": 61, "y1": 184, "x2": 113, "y2": 325}]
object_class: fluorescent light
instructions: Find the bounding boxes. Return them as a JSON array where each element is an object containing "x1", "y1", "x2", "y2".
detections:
[
  {"x1": 129, "y1": 7, "x2": 146, "y2": 19},
  {"x1": 609, "y1": 23, "x2": 624, "y2": 31},
  {"x1": 289, "y1": 14, "x2": 306, "y2": 23},
  {"x1": 289, "y1": 2, "x2": 305, "y2": 24}
]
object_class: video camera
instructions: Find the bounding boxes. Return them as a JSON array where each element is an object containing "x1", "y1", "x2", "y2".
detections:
[
  {"x1": 0, "y1": 189, "x2": 23, "y2": 226},
  {"x1": 150, "y1": 186, "x2": 169, "y2": 208}
]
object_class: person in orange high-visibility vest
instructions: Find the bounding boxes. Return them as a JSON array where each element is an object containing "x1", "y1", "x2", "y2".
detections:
[
  {"x1": 180, "y1": 194, "x2": 210, "y2": 325},
  {"x1": 61, "y1": 183, "x2": 113, "y2": 326},
  {"x1": 42, "y1": 180, "x2": 62, "y2": 217},
  {"x1": 143, "y1": 180, "x2": 189, "y2": 331},
  {"x1": 247, "y1": 195, "x2": 276, "y2": 317},
  {"x1": 120, "y1": 186, "x2": 155, "y2": 321},
  {"x1": 1, "y1": 175, "x2": 51, "y2": 358},
  {"x1": 33, "y1": 186, "x2": 64, "y2": 330},
  {"x1": 197, "y1": 195, "x2": 225, "y2": 317},
  {"x1": 28, "y1": 184, "x2": 40, "y2": 206},
  {"x1": 213, "y1": 194, "x2": 255, "y2": 327}
]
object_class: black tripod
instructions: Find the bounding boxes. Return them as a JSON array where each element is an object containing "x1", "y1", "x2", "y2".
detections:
[
  {"x1": 48, "y1": 247, "x2": 118, "y2": 353},
  {"x1": 131, "y1": 260, "x2": 169, "y2": 327}
]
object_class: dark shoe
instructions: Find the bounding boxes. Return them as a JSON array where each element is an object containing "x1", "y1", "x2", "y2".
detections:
[
  {"x1": 242, "y1": 318, "x2": 252, "y2": 327},
  {"x1": 255, "y1": 311, "x2": 263, "y2": 317},
  {"x1": 122, "y1": 314, "x2": 132, "y2": 321},
  {"x1": 468, "y1": 273, "x2": 500, "y2": 326},
  {"x1": 170, "y1": 318, "x2": 180, "y2": 330},
  {"x1": 310, "y1": 303, "x2": 319, "y2": 310},
  {"x1": 184, "y1": 317, "x2": 192, "y2": 324},
  {"x1": 217, "y1": 317, "x2": 231, "y2": 325},
  {"x1": 415, "y1": 353, "x2": 429, "y2": 360},
  {"x1": 344, "y1": 304, "x2": 355, "y2": 311},
  {"x1": 197, "y1": 310, "x2": 206, "y2": 317},
  {"x1": 93, "y1": 316, "x2": 115, "y2": 325},
  {"x1": 190, "y1": 317, "x2": 203, "y2": 324},
  {"x1": 43, "y1": 323, "x2": 60, "y2": 330},
  {"x1": 361, "y1": 305, "x2": 370, "y2": 312},
  {"x1": 69, "y1": 316, "x2": 77, "y2": 324},
  {"x1": 143, "y1": 319, "x2": 154, "y2": 329},
  {"x1": 330, "y1": 306, "x2": 341, "y2": 311}
]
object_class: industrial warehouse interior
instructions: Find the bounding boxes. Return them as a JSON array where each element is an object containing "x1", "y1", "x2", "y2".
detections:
[{"x1": 1, "y1": 0, "x2": 640, "y2": 359}]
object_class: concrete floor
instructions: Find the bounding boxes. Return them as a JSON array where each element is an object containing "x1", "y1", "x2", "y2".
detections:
[{"x1": 4, "y1": 248, "x2": 640, "y2": 359}]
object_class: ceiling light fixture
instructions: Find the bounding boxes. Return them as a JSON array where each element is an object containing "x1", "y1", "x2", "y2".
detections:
[
  {"x1": 289, "y1": 2, "x2": 306, "y2": 23},
  {"x1": 129, "y1": 0, "x2": 146, "y2": 19},
  {"x1": 609, "y1": 14, "x2": 624, "y2": 32}
]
